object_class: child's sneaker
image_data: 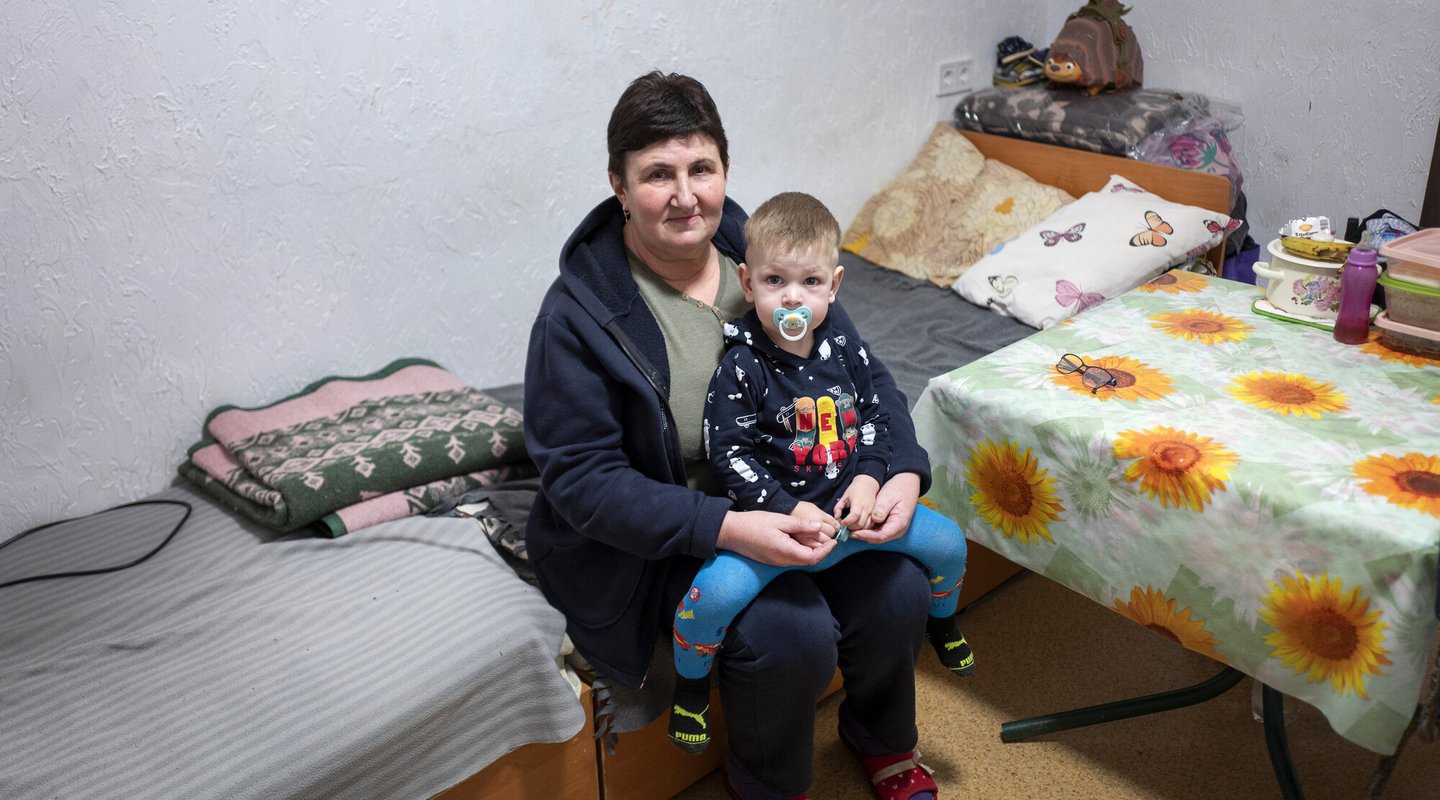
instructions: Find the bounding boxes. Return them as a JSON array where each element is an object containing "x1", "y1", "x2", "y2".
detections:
[
  {"x1": 667, "y1": 675, "x2": 712, "y2": 754},
  {"x1": 993, "y1": 35, "x2": 1047, "y2": 87},
  {"x1": 925, "y1": 615, "x2": 975, "y2": 677}
]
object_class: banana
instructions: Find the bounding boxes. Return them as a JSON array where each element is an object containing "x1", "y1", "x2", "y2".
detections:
[{"x1": 1281, "y1": 236, "x2": 1354, "y2": 263}]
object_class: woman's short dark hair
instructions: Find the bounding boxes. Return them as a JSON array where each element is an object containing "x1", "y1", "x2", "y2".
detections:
[{"x1": 607, "y1": 71, "x2": 729, "y2": 178}]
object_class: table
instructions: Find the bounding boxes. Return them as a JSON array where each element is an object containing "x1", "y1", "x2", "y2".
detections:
[{"x1": 912, "y1": 271, "x2": 1440, "y2": 762}]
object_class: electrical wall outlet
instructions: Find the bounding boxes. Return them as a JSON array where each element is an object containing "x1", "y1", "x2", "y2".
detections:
[{"x1": 935, "y1": 57, "x2": 974, "y2": 97}]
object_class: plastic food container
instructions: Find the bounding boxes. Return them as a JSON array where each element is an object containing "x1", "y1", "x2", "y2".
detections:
[
  {"x1": 1374, "y1": 311, "x2": 1440, "y2": 360},
  {"x1": 1379, "y1": 228, "x2": 1440, "y2": 288},
  {"x1": 1377, "y1": 272, "x2": 1440, "y2": 331}
]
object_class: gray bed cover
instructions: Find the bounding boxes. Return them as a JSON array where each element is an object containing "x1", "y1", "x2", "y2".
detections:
[
  {"x1": 0, "y1": 481, "x2": 584, "y2": 800},
  {"x1": 839, "y1": 252, "x2": 1036, "y2": 408}
]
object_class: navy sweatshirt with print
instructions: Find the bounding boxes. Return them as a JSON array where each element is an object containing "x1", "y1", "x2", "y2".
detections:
[{"x1": 705, "y1": 309, "x2": 891, "y2": 514}]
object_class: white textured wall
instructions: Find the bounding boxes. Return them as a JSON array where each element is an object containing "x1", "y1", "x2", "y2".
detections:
[
  {"x1": 1, "y1": 1, "x2": 1034, "y2": 538},
  {"x1": 6, "y1": 2, "x2": 1438, "y2": 540}
]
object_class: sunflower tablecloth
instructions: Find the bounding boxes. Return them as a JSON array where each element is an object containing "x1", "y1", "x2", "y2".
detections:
[{"x1": 912, "y1": 271, "x2": 1440, "y2": 755}]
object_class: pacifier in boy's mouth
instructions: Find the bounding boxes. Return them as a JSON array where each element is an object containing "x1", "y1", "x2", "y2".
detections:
[{"x1": 772, "y1": 306, "x2": 812, "y2": 341}]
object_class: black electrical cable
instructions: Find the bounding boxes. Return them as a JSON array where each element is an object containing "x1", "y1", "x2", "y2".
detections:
[{"x1": 0, "y1": 499, "x2": 191, "y2": 590}]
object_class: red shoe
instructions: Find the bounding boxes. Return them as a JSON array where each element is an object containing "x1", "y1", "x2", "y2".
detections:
[{"x1": 838, "y1": 719, "x2": 939, "y2": 800}]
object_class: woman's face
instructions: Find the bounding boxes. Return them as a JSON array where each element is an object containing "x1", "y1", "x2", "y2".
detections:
[{"x1": 610, "y1": 134, "x2": 727, "y2": 263}]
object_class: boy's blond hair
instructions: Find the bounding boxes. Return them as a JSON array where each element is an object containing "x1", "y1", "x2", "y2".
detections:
[{"x1": 744, "y1": 192, "x2": 841, "y2": 264}]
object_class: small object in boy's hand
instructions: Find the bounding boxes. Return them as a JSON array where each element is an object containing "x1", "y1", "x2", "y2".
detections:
[{"x1": 835, "y1": 525, "x2": 850, "y2": 543}]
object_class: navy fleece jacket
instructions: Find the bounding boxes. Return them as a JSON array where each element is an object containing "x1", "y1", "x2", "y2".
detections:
[{"x1": 523, "y1": 195, "x2": 932, "y2": 687}]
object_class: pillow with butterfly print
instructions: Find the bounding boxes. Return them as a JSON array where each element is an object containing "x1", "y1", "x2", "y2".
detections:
[{"x1": 951, "y1": 174, "x2": 1237, "y2": 329}]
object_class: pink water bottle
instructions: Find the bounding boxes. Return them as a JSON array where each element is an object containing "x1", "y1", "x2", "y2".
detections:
[{"x1": 1333, "y1": 233, "x2": 1379, "y2": 345}]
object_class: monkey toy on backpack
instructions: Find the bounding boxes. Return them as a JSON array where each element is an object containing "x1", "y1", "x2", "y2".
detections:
[{"x1": 1044, "y1": 0, "x2": 1143, "y2": 95}]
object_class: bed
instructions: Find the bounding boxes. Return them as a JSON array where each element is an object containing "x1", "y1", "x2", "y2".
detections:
[
  {"x1": 0, "y1": 374, "x2": 601, "y2": 800},
  {"x1": 0, "y1": 484, "x2": 591, "y2": 799},
  {"x1": 0, "y1": 130, "x2": 1232, "y2": 800}
]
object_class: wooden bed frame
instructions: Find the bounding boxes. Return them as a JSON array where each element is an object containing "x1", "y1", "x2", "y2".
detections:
[{"x1": 437, "y1": 129, "x2": 1235, "y2": 800}]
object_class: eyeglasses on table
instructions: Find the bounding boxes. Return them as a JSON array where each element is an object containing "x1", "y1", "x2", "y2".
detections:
[{"x1": 1055, "y1": 353, "x2": 1117, "y2": 394}]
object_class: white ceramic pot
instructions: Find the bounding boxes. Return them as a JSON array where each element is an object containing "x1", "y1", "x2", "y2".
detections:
[{"x1": 1252, "y1": 238, "x2": 1343, "y2": 320}]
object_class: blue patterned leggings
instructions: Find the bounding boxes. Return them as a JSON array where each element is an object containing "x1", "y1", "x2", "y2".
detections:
[{"x1": 672, "y1": 504, "x2": 966, "y2": 679}]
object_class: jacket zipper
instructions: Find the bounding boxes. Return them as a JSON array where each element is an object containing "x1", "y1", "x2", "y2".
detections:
[
  {"x1": 603, "y1": 321, "x2": 687, "y2": 484},
  {"x1": 602, "y1": 320, "x2": 689, "y2": 690}
]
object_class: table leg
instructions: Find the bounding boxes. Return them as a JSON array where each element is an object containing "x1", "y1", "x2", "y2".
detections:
[
  {"x1": 1262, "y1": 685, "x2": 1307, "y2": 800},
  {"x1": 1000, "y1": 667, "x2": 1308, "y2": 799},
  {"x1": 1000, "y1": 664, "x2": 1244, "y2": 743}
]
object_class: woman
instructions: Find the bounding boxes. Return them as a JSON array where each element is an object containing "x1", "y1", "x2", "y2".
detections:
[{"x1": 524, "y1": 71, "x2": 941, "y2": 800}]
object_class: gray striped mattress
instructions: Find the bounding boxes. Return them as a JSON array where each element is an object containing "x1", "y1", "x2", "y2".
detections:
[{"x1": 0, "y1": 481, "x2": 584, "y2": 800}]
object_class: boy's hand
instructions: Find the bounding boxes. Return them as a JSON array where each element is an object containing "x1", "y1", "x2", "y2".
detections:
[
  {"x1": 790, "y1": 501, "x2": 840, "y2": 541},
  {"x1": 849, "y1": 472, "x2": 920, "y2": 544},
  {"x1": 833, "y1": 475, "x2": 880, "y2": 531}
]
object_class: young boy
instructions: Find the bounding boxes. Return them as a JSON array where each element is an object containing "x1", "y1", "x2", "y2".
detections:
[{"x1": 668, "y1": 191, "x2": 974, "y2": 754}]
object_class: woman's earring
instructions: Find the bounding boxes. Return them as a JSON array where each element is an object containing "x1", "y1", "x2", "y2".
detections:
[{"x1": 623, "y1": 207, "x2": 631, "y2": 222}]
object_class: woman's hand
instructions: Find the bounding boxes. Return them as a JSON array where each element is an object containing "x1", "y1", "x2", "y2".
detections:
[
  {"x1": 848, "y1": 472, "x2": 920, "y2": 545},
  {"x1": 717, "y1": 509, "x2": 837, "y2": 567},
  {"x1": 790, "y1": 501, "x2": 840, "y2": 539}
]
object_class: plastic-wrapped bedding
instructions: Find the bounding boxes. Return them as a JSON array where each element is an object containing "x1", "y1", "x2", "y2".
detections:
[{"x1": 953, "y1": 85, "x2": 1214, "y2": 158}]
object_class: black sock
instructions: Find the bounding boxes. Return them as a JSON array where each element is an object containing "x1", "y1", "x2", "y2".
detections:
[
  {"x1": 927, "y1": 615, "x2": 975, "y2": 677},
  {"x1": 668, "y1": 674, "x2": 712, "y2": 754}
]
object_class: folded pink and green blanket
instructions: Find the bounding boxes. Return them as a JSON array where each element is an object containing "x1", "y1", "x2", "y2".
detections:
[{"x1": 178, "y1": 358, "x2": 534, "y2": 536}]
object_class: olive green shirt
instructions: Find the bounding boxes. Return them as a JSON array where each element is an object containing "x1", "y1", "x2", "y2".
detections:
[{"x1": 628, "y1": 249, "x2": 749, "y2": 493}]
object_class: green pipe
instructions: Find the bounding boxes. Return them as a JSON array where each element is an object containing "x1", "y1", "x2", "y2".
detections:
[{"x1": 1000, "y1": 665, "x2": 1244, "y2": 742}]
